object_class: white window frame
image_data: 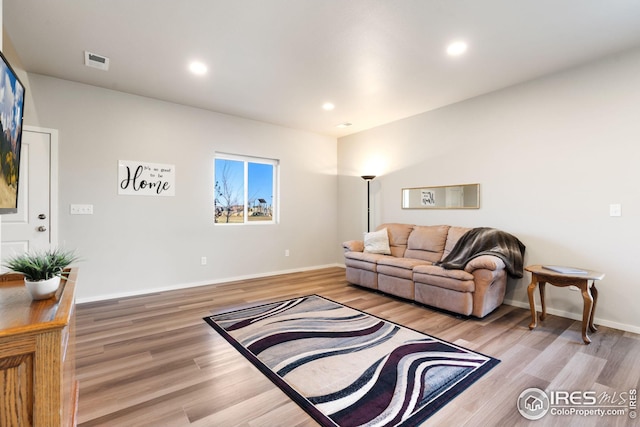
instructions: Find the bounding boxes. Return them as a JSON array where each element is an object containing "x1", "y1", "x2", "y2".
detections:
[{"x1": 214, "y1": 152, "x2": 279, "y2": 225}]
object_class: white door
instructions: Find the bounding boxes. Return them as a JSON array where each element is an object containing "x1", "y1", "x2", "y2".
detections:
[{"x1": 1, "y1": 127, "x2": 58, "y2": 264}]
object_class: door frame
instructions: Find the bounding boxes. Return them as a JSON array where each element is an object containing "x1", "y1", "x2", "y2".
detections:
[{"x1": 24, "y1": 125, "x2": 59, "y2": 247}]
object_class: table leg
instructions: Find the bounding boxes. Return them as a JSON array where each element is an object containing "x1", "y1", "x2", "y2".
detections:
[
  {"x1": 539, "y1": 282, "x2": 547, "y2": 321},
  {"x1": 527, "y1": 277, "x2": 538, "y2": 330},
  {"x1": 589, "y1": 282, "x2": 598, "y2": 333},
  {"x1": 580, "y1": 281, "x2": 593, "y2": 344}
]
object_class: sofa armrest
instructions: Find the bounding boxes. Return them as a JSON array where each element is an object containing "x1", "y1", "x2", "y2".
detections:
[
  {"x1": 464, "y1": 255, "x2": 506, "y2": 273},
  {"x1": 343, "y1": 240, "x2": 364, "y2": 253}
]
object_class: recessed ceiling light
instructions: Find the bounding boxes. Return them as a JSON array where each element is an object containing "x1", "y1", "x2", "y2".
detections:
[
  {"x1": 446, "y1": 41, "x2": 468, "y2": 56},
  {"x1": 322, "y1": 102, "x2": 335, "y2": 111},
  {"x1": 189, "y1": 61, "x2": 208, "y2": 75},
  {"x1": 337, "y1": 122, "x2": 352, "y2": 128}
]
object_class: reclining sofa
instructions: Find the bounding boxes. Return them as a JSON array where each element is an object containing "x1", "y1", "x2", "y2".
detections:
[{"x1": 342, "y1": 223, "x2": 525, "y2": 318}]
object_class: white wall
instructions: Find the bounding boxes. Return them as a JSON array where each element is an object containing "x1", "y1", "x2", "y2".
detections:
[
  {"x1": 338, "y1": 47, "x2": 640, "y2": 333},
  {"x1": 23, "y1": 74, "x2": 338, "y2": 301}
]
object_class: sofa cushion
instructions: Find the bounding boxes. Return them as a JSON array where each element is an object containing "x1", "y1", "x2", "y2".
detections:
[
  {"x1": 363, "y1": 228, "x2": 391, "y2": 254},
  {"x1": 404, "y1": 225, "x2": 450, "y2": 263},
  {"x1": 377, "y1": 223, "x2": 414, "y2": 258},
  {"x1": 344, "y1": 251, "x2": 391, "y2": 272},
  {"x1": 413, "y1": 264, "x2": 475, "y2": 292},
  {"x1": 443, "y1": 226, "x2": 471, "y2": 260},
  {"x1": 378, "y1": 257, "x2": 431, "y2": 279}
]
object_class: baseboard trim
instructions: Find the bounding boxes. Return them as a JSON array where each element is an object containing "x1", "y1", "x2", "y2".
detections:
[
  {"x1": 76, "y1": 268, "x2": 640, "y2": 335},
  {"x1": 76, "y1": 263, "x2": 343, "y2": 304},
  {"x1": 503, "y1": 298, "x2": 640, "y2": 335}
]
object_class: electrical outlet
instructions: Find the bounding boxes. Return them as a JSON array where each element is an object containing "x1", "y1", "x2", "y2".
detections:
[
  {"x1": 201, "y1": 257, "x2": 207, "y2": 265},
  {"x1": 70, "y1": 204, "x2": 93, "y2": 215},
  {"x1": 609, "y1": 204, "x2": 621, "y2": 217},
  {"x1": 285, "y1": 249, "x2": 290, "y2": 257}
]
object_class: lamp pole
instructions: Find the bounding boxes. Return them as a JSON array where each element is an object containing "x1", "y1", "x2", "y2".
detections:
[{"x1": 361, "y1": 175, "x2": 376, "y2": 232}]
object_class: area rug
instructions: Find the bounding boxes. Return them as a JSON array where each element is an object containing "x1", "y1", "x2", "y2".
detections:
[{"x1": 204, "y1": 295, "x2": 499, "y2": 427}]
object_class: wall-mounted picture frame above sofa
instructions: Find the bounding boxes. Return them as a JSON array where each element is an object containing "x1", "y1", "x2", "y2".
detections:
[{"x1": 402, "y1": 183, "x2": 480, "y2": 209}]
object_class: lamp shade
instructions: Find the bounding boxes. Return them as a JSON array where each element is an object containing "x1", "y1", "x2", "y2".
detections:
[{"x1": 361, "y1": 175, "x2": 376, "y2": 181}]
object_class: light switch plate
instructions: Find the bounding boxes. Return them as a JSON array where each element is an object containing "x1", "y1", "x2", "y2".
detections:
[{"x1": 70, "y1": 204, "x2": 93, "y2": 215}]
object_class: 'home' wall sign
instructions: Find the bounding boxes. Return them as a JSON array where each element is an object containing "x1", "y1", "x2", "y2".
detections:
[{"x1": 118, "y1": 160, "x2": 175, "y2": 196}]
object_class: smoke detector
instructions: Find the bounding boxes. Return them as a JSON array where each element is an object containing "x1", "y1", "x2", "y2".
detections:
[{"x1": 84, "y1": 51, "x2": 110, "y2": 71}]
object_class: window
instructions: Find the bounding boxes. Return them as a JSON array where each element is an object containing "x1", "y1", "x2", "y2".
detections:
[{"x1": 214, "y1": 153, "x2": 278, "y2": 224}]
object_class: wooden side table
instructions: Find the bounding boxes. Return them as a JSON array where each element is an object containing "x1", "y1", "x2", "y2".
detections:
[
  {"x1": 525, "y1": 265, "x2": 605, "y2": 344},
  {"x1": 0, "y1": 268, "x2": 79, "y2": 426}
]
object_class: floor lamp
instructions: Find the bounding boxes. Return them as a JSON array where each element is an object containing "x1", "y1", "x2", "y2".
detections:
[{"x1": 361, "y1": 175, "x2": 376, "y2": 232}]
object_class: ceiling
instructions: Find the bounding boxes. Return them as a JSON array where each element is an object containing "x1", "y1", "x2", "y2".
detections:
[{"x1": 5, "y1": 1, "x2": 640, "y2": 138}]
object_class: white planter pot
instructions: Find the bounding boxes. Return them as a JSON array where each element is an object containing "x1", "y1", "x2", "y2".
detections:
[{"x1": 24, "y1": 276, "x2": 61, "y2": 300}]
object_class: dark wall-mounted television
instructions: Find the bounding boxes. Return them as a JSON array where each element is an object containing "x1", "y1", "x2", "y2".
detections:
[{"x1": 0, "y1": 50, "x2": 25, "y2": 214}]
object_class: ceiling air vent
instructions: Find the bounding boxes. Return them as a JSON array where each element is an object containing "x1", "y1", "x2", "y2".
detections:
[{"x1": 84, "y1": 51, "x2": 110, "y2": 71}]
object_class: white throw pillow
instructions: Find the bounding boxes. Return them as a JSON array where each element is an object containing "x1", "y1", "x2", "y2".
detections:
[{"x1": 364, "y1": 228, "x2": 391, "y2": 254}]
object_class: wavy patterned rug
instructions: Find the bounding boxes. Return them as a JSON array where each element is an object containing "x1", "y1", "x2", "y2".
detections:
[{"x1": 204, "y1": 295, "x2": 499, "y2": 427}]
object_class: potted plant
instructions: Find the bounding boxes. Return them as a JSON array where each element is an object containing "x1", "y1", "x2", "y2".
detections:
[{"x1": 3, "y1": 248, "x2": 79, "y2": 300}]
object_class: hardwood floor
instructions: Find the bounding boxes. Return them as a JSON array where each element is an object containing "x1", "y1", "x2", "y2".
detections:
[{"x1": 75, "y1": 267, "x2": 640, "y2": 426}]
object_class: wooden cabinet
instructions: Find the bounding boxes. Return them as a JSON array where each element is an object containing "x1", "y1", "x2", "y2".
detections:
[{"x1": 0, "y1": 268, "x2": 79, "y2": 427}]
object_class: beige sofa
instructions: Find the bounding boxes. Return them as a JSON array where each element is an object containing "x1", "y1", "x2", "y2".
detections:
[{"x1": 342, "y1": 223, "x2": 525, "y2": 318}]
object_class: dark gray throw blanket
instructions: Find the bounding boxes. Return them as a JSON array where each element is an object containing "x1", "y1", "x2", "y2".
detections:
[{"x1": 436, "y1": 227, "x2": 526, "y2": 278}]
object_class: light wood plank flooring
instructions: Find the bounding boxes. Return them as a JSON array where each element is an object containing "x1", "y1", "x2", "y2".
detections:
[{"x1": 75, "y1": 267, "x2": 640, "y2": 426}]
